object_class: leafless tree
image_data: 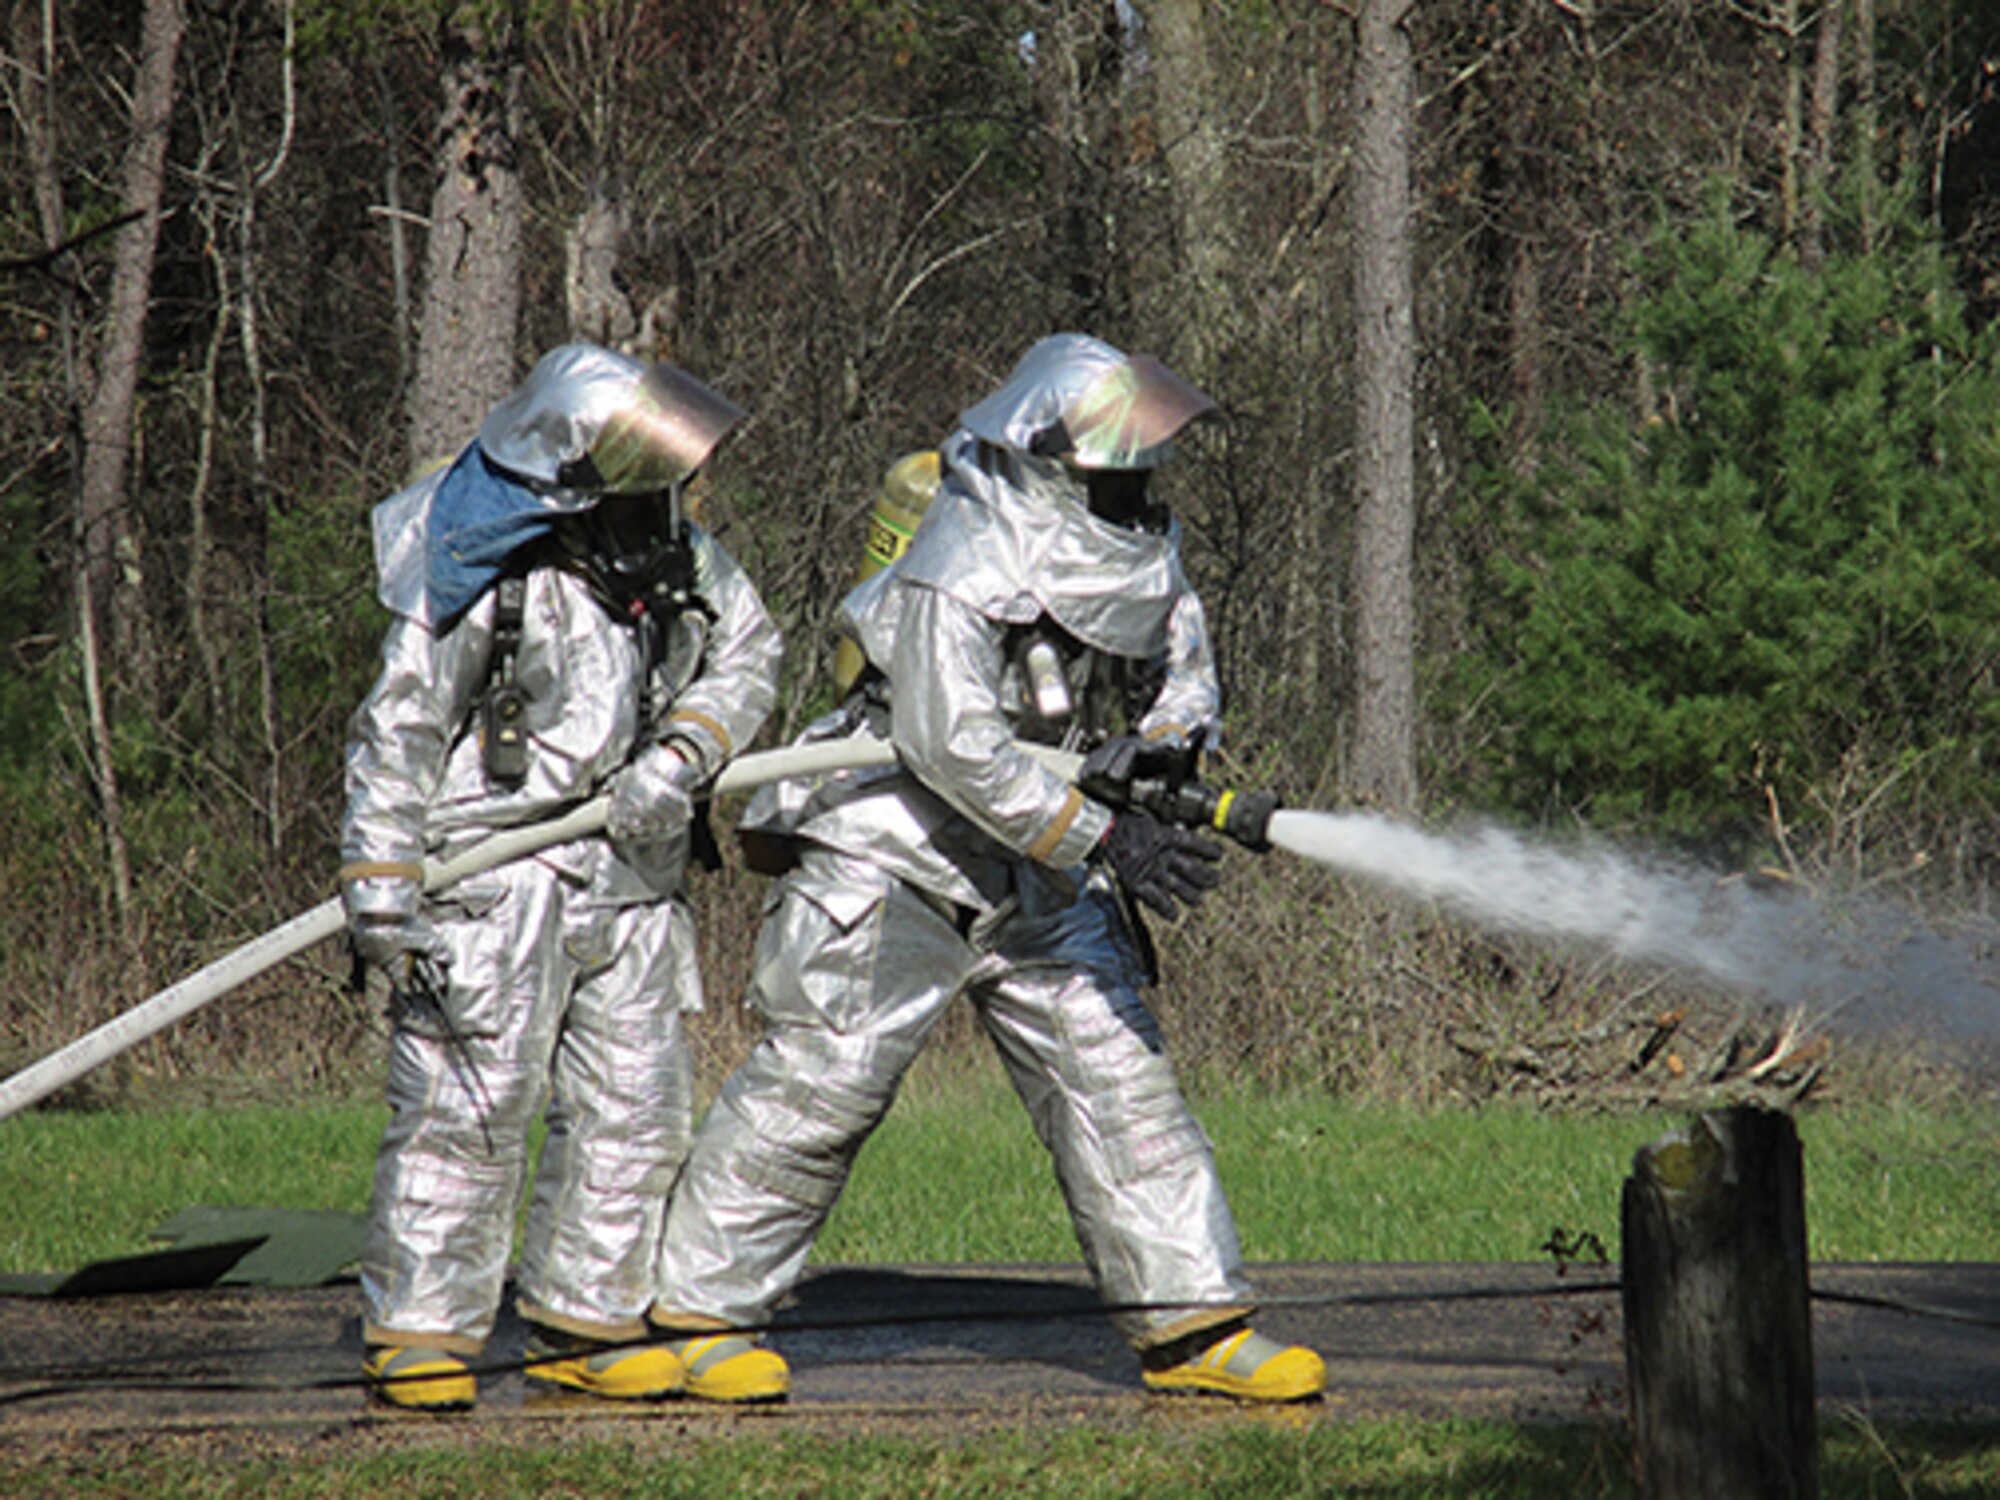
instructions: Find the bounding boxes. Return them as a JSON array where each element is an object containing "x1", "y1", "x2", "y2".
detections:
[
  {"x1": 1147, "y1": 0, "x2": 1231, "y2": 376},
  {"x1": 17, "y1": 0, "x2": 189, "y2": 972},
  {"x1": 1801, "y1": 0, "x2": 1845, "y2": 269},
  {"x1": 1349, "y1": 0, "x2": 1418, "y2": 812},
  {"x1": 408, "y1": 14, "x2": 525, "y2": 473}
]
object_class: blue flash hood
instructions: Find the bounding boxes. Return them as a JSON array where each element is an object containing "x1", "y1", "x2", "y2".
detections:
[{"x1": 371, "y1": 443, "x2": 596, "y2": 629}]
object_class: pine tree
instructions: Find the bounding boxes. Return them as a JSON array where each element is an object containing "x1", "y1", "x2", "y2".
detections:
[{"x1": 1459, "y1": 188, "x2": 2000, "y2": 853}]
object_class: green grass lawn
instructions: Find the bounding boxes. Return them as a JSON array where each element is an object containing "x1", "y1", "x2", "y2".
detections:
[
  {"x1": 4, "y1": 1416, "x2": 1998, "y2": 1497},
  {"x1": 3, "y1": 1065, "x2": 1994, "y2": 1275}
]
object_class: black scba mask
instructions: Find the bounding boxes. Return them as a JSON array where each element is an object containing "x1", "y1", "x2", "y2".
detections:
[
  {"x1": 562, "y1": 489, "x2": 694, "y2": 619},
  {"x1": 1083, "y1": 468, "x2": 1167, "y2": 534}
]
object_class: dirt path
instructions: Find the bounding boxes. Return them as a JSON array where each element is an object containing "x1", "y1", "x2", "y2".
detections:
[{"x1": 2, "y1": 1262, "x2": 1995, "y2": 1460}]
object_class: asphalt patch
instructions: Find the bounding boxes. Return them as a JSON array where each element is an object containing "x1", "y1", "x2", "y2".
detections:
[{"x1": 0, "y1": 1262, "x2": 1994, "y2": 1456}]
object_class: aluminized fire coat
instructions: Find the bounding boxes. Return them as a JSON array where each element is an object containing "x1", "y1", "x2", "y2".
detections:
[
  {"x1": 344, "y1": 359, "x2": 779, "y2": 1353},
  {"x1": 653, "y1": 336, "x2": 1253, "y2": 1350}
]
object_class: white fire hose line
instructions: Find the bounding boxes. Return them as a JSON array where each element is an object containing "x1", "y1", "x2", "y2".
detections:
[{"x1": 0, "y1": 737, "x2": 1079, "y2": 1122}]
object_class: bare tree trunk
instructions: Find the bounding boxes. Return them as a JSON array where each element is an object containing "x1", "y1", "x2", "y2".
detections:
[
  {"x1": 1780, "y1": 0, "x2": 1802, "y2": 244},
  {"x1": 1854, "y1": 0, "x2": 1877, "y2": 251},
  {"x1": 1348, "y1": 0, "x2": 1418, "y2": 813},
  {"x1": 77, "y1": 0, "x2": 185, "y2": 707},
  {"x1": 14, "y1": 0, "x2": 64, "y2": 276},
  {"x1": 1499, "y1": 10, "x2": 1547, "y2": 465},
  {"x1": 552, "y1": 3, "x2": 652, "y2": 362},
  {"x1": 372, "y1": 55, "x2": 415, "y2": 397},
  {"x1": 1031, "y1": 1, "x2": 1124, "y2": 334},
  {"x1": 243, "y1": 0, "x2": 296, "y2": 859},
  {"x1": 187, "y1": 188, "x2": 230, "y2": 741},
  {"x1": 408, "y1": 16, "x2": 525, "y2": 474},
  {"x1": 1147, "y1": 0, "x2": 1229, "y2": 374},
  {"x1": 16, "y1": 1, "x2": 132, "y2": 934},
  {"x1": 1507, "y1": 233, "x2": 1543, "y2": 462},
  {"x1": 1289, "y1": 54, "x2": 1337, "y2": 712},
  {"x1": 567, "y1": 183, "x2": 638, "y2": 350},
  {"x1": 22, "y1": 0, "x2": 180, "y2": 971},
  {"x1": 1800, "y1": 0, "x2": 1844, "y2": 271}
]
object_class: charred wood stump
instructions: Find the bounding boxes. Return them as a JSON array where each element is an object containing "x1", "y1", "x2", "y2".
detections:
[{"x1": 1622, "y1": 1106, "x2": 1817, "y2": 1499}]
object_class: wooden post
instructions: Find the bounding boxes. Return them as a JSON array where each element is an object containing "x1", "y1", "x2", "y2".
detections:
[{"x1": 1622, "y1": 1105, "x2": 1818, "y2": 1499}]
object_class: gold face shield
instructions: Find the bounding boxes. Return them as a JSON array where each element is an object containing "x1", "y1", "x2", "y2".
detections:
[
  {"x1": 1052, "y1": 354, "x2": 1217, "y2": 471},
  {"x1": 581, "y1": 363, "x2": 749, "y2": 494},
  {"x1": 480, "y1": 345, "x2": 748, "y2": 497}
]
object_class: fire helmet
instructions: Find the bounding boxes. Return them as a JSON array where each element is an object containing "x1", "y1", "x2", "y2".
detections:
[
  {"x1": 957, "y1": 334, "x2": 1215, "y2": 471},
  {"x1": 477, "y1": 343, "x2": 746, "y2": 496}
]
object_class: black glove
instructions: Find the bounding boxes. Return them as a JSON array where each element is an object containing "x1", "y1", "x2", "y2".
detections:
[
  {"x1": 1097, "y1": 807, "x2": 1222, "y2": 921},
  {"x1": 1078, "y1": 734, "x2": 1193, "y2": 806}
]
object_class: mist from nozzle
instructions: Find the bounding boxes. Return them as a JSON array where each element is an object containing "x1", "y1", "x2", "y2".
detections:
[{"x1": 1266, "y1": 808, "x2": 2000, "y2": 1039}]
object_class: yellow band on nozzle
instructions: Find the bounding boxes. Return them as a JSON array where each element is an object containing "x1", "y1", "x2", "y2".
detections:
[{"x1": 1212, "y1": 790, "x2": 1235, "y2": 832}]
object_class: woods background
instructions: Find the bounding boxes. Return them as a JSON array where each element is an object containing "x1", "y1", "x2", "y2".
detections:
[{"x1": 3, "y1": 0, "x2": 1997, "y2": 1109}]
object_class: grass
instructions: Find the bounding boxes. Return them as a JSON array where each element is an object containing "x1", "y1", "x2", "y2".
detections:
[
  {"x1": 3, "y1": 1060, "x2": 1996, "y2": 1274},
  {"x1": 0, "y1": 1102, "x2": 383, "y2": 1276},
  {"x1": 4, "y1": 1416, "x2": 1999, "y2": 1497},
  {"x1": 822, "y1": 1063, "x2": 2000, "y2": 1266}
]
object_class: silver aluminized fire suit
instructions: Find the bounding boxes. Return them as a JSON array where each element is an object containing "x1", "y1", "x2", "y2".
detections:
[
  {"x1": 343, "y1": 346, "x2": 781, "y2": 1354},
  {"x1": 653, "y1": 335, "x2": 1254, "y2": 1351}
]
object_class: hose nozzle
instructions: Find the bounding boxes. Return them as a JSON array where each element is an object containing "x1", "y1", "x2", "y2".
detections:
[{"x1": 1131, "y1": 778, "x2": 1278, "y2": 853}]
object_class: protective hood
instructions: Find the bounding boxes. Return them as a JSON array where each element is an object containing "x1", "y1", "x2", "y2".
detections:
[
  {"x1": 844, "y1": 425, "x2": 1190, "y2": 661},
  {"x1": 479, "y1": 343, "x2": 745, "y2": 495},
  {"x1": 957, "y1": 333, "x2": 1215, "y2": 470},
  {"x1": 370, "y1": 444, "x2": 593, "y2": 628},
  {"x1": 369, "y1": 344, "x2": 746, "y2": 628}
]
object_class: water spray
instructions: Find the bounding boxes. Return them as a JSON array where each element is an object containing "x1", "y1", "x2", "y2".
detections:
[
  {"x1": 1101, "y1": 759, "x2": 2000, "y2": 1053},
  {"x1": 1264, "y1": 806, "x2": 2000, "y2": 1050}
]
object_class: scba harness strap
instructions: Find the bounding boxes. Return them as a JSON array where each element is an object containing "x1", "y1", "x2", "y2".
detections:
[
  {"x1": 1001, "y1": 618, "x2": 1170, "y2": 752},
  {"x1": 482, "y1": 574, "x2": 531, "y2": 788},
  {"x1": 477, "y1": 536, "x2": 724, "y2": 876}
]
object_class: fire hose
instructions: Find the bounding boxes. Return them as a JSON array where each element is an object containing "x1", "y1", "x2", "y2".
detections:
[{"x1": 0, "y1": 737, "x2": 1278, "y2": 1122}]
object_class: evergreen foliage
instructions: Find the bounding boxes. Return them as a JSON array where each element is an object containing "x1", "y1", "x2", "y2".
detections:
[{"x1": 1459, "y1": 190, "x2": 2000, "y2": 852}]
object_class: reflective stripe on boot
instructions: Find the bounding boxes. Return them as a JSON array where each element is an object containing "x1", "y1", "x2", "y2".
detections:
[
  {"x1": 1142, "y1": 1327, "x2": 1326, "y2": 1403},
  {"x1": 363, "y1": 1345, "x2": 477, "y2": 1412},
  {"x1": 668, "y1": 1333, "x2": 790, "y2": 1404},
  {"x1": 523, "y1": 1328, "x2": 684, "y2": 1401}
]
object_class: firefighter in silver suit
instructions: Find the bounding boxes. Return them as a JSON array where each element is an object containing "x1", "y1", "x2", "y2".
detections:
[
  {"x1": 340, "y1": 344, "x2": 781, "y2": 1410},
  {"x1": 649, "y1": 334, "x2": 1326, "y2": 1404}
]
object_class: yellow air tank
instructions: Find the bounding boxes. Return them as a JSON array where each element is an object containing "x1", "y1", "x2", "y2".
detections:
[{"x1": 832, "y1": 449, "x2": 940, "y2": 694}]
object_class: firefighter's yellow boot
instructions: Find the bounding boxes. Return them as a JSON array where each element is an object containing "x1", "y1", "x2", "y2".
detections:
[
  {"x1": 1142, "y1": 1325, "x2": 1326, "y2": 1403},
  {"x1": 363, "y1": 1344, "x2": 478, "y2": 1412},
  {"x1": 523, "y1": 1326, "x2": 684, "y2": 1401},
  {"x1": 667, "y1": 1332, "x2": 790, "y2": 1404}
]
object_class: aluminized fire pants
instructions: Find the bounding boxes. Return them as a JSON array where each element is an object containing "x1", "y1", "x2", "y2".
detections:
[
  {"x1": 362, "y1": 860, "x2": 697, "y2": 1353},
  {"x1": 652, "y1": 847, "x2": 1253, "y2": 1350}
]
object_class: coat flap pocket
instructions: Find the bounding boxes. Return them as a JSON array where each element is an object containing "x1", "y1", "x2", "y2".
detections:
[{"x1": 791, "y1": 877, "x2": 886, "y2": 933}]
